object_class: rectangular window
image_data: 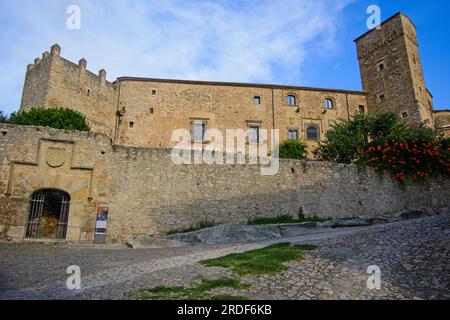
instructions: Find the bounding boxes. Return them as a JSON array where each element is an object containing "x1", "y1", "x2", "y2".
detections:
[
  {"x1": 253, "y1": 96, "x2": 261, "y2": 105},
  {"x1": 192, "y1": 120, "x2": 207, "y2": 142},
  {"x1": 129, "y1": 121, "x2": 135, "y2": 128},
  {"x1": 288, "y1": 129, "x2": 299, "y2": 140},
  {"x1": 151, "y1": 89, "x2": 157, "y2": 96},
  {"x1": 358, "y1": 105, "x2": 365, "y2": 113},
  {"x1": 377, "y1": 60, "x2": 386, "y2": 72},
  {"x1": 306, "y1": 125, "x2": 319, "y2": 141},
  {"x1": 287, "y1": 95, "x2": 296, "y2": 106},
  {"x1": 379, "y1": 94, "x2": 385, "y2": 103},
  {"x1": 149, "y1": 108, "x2": 154, "y2": 114},
  {"x1": 248, "y1": 126, "x2": 260, "y2": 144},
  {"x1": 402, "y1": 112, "x2": 408, "y2": 119}
]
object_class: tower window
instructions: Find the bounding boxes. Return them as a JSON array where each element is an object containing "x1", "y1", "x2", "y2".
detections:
[
  {"x1": 253, "y1": 96, "x2": 261, "y2": 105},
  {"x1": 151, "y1": 89, "x2": 157, "y2": 96},
  {"x1": 87, "y1": 89, "x2": 90, "y2": 97},
  {"x1": 379, "y1": 94, "x2": 385, "y2": 103},
  {"x1": 149, "y1": 108, "x2": 154, "y2": 114},
  {"x1": 287, "y1": 95, "x2": 297, "y2": 106},
  {"x1": 358, "y1": 105, "x2": 365, "y2": 113},
  {"x1": 306, "y1": 125, "x2": 319, "y2": 141},
  {"x1": 377, "y1": 61, "x2": 386, "y2": 72},
  {"x1": 129, "y1": 121, "x2": 135, "y2": 128},
  {"x1": 402, "y1": 112, "x2": 408, "y2": 119},
  {"x1": 288, "y1": 129, "x2": 299, "y2": 140},
  {"x1": 324, "y1": 98, "x2": 334, "y2": 109}
]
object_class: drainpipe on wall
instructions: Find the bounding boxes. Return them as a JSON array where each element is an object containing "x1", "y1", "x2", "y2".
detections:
[
  {"x1": 271, "y1": 89, "x2": 275, "y2": 129},
  {"x1": 345, "y1": 94, "x2": 350, "y2": 120},
  {"x1": 114, "y1": 80, "x2": 122, "y2": 144}
]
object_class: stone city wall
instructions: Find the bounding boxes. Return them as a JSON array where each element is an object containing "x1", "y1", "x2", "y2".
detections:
[{"x1": 1, "y1": 124, "x2": 448, "y2": 243}]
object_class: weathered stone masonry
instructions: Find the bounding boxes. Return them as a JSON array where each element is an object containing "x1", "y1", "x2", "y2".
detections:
[
  {"x1": 19, "y1": 13, "x2": 450, "y2": 153},
  {"x1": 5, "y1": 13, "x2": 450, "y2": 244},
  {"x1": 1, "y1": 124, "x2": 448, "y2": 243}
]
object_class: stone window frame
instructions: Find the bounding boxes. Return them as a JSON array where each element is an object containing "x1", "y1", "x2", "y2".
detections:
[
  {"x1": 246, "y1": 120, "x2": 262, "y2": 145},
  {"x1": 287, "y1": 128, "x2": 300, "y2": 140},
  {"x1": 129, "y1": 121, "x2": 135, "y2": 129},
  {"x1": 323, "y1": 97, "x2": 335, "y2": 110},
  {"x1": 358, "y1": 105, "x2": 366, "y2": 113},
  {"x1": 401, "y1": 111, "x2": 409, "y2": 119},
  {"x1": 378, "y1": 93, "x2": 386, "y2": 103},
  {"x1": 305, "y1": 124, "x2": 320, "y2": 141},
  {"x1": 151, "y1": 88, "x2": 158, "y2": 97},
  {"x1": 285, "y1": 94, "x2": 298, "y2": 106},
  {"x1": 190, "y1": 118, "x2": 209, "y2": 143},
  {"x1": 253, "y1": 96, "x2": 262, "y2": 106},
  {"x1": 377, "y1": 60, "x2": 387, "y2": 72},
  {"x1": 86, "y1": 88, "x2": 91, "y2": 97}
]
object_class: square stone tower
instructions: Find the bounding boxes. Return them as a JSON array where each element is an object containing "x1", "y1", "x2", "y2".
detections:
[{"x1": 355, "y1": 13, "x2": 435, "y2": 128}]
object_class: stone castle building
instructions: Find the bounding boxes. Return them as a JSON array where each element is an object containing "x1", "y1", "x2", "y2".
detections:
[
  {"x1": 1, "y1": 13, "x2": 449, "y2": 244},
  {"x1": 19, "y1": 13, "x2": 449, "y2": 152}
]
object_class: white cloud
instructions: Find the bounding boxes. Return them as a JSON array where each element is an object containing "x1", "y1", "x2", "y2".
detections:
[{"x1": 0, "y1": 0, "x2": 353, "y2": 114}]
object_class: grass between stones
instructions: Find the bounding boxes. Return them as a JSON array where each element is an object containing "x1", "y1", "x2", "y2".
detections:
[
  {"x1": 166, "y1": 219, "x2": 216, "y2": 235},
  {"x1": 131, "y1": 277, "x2": 250, "y2": 300},
  {"x1": 130, "y1": 243, "x2": 317, "y2": 300},
  {"x1": 247, "y1": 214, "x2": 330, "y2": 225},
  {"x1": 200, "y1": 243, "x2": 318, "y2": 276}
]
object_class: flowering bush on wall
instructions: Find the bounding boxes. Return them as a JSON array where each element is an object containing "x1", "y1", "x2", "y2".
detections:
[
  {"x1": 315, "y1": 111, "x2": 450, "y2": 185},
  {"x1": 365, "y1": 134, "x2": 450, "y2": 183}
]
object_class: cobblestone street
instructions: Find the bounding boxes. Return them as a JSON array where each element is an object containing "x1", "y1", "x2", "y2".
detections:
[{"x1": 0, "y1": 214, "x2": 449, "y2": 300}]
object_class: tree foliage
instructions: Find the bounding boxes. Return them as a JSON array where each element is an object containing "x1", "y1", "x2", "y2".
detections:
[
  {"x1": 9, "y1": 107, "x2": 90, "y2": 131},
  {"x1": 0, "y1": 111, "x2": 8, "y2": 123},
  {"x1": 314, "y1": 112, "x2": 409, "y2": 164},
  {"x1": 278, "y1": 139, "x2": 308, "y2": 160},
  {"x1": 314, "y1": 111, "x2": 449, "y2": 183}
]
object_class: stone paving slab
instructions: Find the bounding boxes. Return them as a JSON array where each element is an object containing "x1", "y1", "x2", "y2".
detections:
[{"x1": 0, "y1": 214, "x2": 449, "y2": 300}]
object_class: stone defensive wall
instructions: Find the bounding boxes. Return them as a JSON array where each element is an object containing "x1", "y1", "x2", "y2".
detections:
[{"x1": 0, "y1": 124, "x2": 448, "y2": 243}]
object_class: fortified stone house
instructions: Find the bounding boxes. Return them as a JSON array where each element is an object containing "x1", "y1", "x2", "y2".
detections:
[{"x1": 1, "y1": 13, "x2": 449, "y2": 244}]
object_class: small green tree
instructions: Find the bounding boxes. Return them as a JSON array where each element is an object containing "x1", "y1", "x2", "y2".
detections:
[
  {"x1": 0, "y1": 111, "x2": 8, "y2": 123},
  {"x1": 279, "y1": 139, "x2": 308, "y2": 160},
  {"x1": 314, "y1": 111, "x2": 449, "y2": 184},
  {"x1": 9, "y1": 107, "x2": 90, "y2": 131},
  {"x1": 314, "y1": 112, "x2": 409, "y2": 164},
  {"x1": 364, "y1": 126, "x2": 449, "y2": 182}
]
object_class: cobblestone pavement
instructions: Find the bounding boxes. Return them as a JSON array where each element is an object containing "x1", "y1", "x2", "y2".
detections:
[{"x1": 0, "y1": 214, "x2": 449, "y2": 300}]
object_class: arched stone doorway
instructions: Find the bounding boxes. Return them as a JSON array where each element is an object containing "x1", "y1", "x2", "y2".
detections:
[{"x1": 26, "y1": 189, "x2": 71, "y2": 239}]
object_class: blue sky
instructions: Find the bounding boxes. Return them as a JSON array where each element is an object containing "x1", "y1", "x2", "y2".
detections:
[{"x1": 0, "y1": 0, "x2": 449, "y2": 115}]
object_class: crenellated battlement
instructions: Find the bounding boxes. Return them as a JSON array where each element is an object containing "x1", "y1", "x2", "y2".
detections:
[{"x1": 20, "y1": 44, "x2": 118, "y2": 137}]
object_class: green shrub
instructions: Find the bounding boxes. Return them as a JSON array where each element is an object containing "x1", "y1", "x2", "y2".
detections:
[
  {"x1": 278, "y1": 139, "x2": 308, "y2": 160},
  {"x1": 314, "y1": 112, "x2": 408, "y2": 164},
  {"x1": 9, "y1": 107, "x2": 90, "y2": 131},
  {"x1": 0, "y1": 111, "x2": 8, "y2": 123},
  {"x1": 314, "y1": 111, "x2": 449, "y2": 184},
  {"x1": 200, "y1": 243, "x2": 317, "y2": 275},
  {"x1": 166, "y1": 219, "x2": 216, "y2": 235}
]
